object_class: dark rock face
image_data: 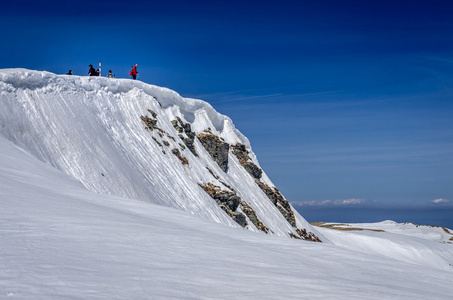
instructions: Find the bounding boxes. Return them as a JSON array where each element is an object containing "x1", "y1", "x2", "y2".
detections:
[
  {"x1": 198, "y1": 183, "x2": 247, "y2": 227},
  {"x1": 197, "y1": 132, "x2": 229, "y2": 172},
  {"x1": 255, "y1": 180, "x2": 296, "y2": 228},
  {"x1": 171, "y1": 117, "x2": 198, "y2": 157},
  {"x1": 141, "y1": 115, "x2": 157, "y2": 131},
  {"x1": 296, "y1": 228, "x2": 322, "y2": 242},
  {"x1": 255, "y1": 179, "x2": 322, "y2": 242},
  {"x1": 231, "y1": 143, "x2": 262, "y2": 179},
  {"x1": 231, "y1": 212, "x2": 247, "y2": 227},
  {"x1": 199, "y1": 183, "x2": 240, "y2": 211},
  {"x1": 242, "y1": 163, "x2": 263, "y2": 180},
  {"x1": 240, "y1": 201, "x2": 269, "y2": 233},
  {"x1": 182, "y1": 137, "x2": 196, "y2": 156},
  {"x1": 141, "y1": 109, "x2": 159, "y2": 130}
]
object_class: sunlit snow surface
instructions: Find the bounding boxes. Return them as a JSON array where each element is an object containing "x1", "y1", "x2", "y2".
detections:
[
  {"x1": 1, "y1": 69, "x2": 453, "y2": 299},
  {"x1": 1, "y1": 135, "x2": 453, "y2": 299}
]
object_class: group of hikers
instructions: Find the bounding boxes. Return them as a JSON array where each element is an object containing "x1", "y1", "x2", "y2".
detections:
[{"x1": 65, "y1": 63, "x2": 138, "y2": 80}]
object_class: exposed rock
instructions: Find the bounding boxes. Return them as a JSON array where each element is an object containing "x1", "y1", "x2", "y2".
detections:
[
  {"x1": 171, "y1": 118, "x2": 198, "y2": 157},
  {"x1": 171, "y1": 120, "x2": 183, "y2": 133},
  {"x1": 255, "y1": 179, "x2": 321, "y2": 242},
  {"x1": 182, "y1": 137, "x2": 197, "y2": 156},
  {"x1": 231, "y1": 212, "x2": 247, "y2": 227},
  {"x1": 152, "y1": 137, "x2": 162, "y2": 147},
  {"x1": 231, "y1": 143, "x2": 262, "y2": 179},
  {"x1": 197, "y1": 132, "x2": 229, "y2": 172},
  {"x1": 296, "y1": 228, "x2": 322, "y2": 242},
  {"x1": 141, "y1": 115, "x2": 157, "y2": 131},
  {"x1": 255, "y1": 179, "x2": 296, "y2": 228},
  {"x1": 231, "y1": 143, "x2": 249, "y2": 162},
  {"x1": 198, "y1": 183, "x2": 247, "y2": 227},
  {"x1": 289, "y1": 233, "x2": 301, "y2": 239},
  {"x1": 147, "y1": 109, "x2": 157, "y2": 118},
  {"x1": 206, "y1": 167, "x2": 220, "y2": 179},
  {"x1": 171, "y1": 148, "x2": 189, "y2": 165},
  {"x1": 240, "y1": 201, "x2": 269, "y2": 233}
]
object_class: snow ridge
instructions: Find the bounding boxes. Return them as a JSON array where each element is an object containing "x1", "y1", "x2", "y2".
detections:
[{"x1": 0, "y1": 68, "x2": 323, "y2": 241}]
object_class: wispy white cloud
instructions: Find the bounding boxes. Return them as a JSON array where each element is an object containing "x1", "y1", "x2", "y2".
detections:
[
  {"x1": 210, "y1": 93, "x2": 283, "y2": 103},
  {"x1": 197, "y1": 89, "x2": 345, "y2": 104},
  {"x1": 294, "y1": 198, "x2": 366, "y2": 207},
  {"x1": 431, "y1": 198, "x2": 450, "y2": 204}
]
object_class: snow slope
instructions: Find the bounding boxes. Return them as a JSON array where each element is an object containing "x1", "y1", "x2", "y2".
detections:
[
  {"x1": 0, "y1": 69, "x2": 321, "y2": 240},
  {"x1": 316, "y1": 221, "x2": 453, "y2": 272},
  {"x1": 1, "y1": 135, "x2": 453, "y2": 300}
]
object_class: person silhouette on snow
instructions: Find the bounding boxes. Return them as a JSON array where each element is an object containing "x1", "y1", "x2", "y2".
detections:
[
  {"x1": 130, "y1": 64, "x2": 138, "y2": 80},
  {"x1": 88, "y1": 65, "x2": 97, "y2": 76},
  {"x1": 107, "y1": 70, "x2": 115, "y2": 78},
  {"x1": 66, "y1": 70, "x2": 72, "y2": 75}
]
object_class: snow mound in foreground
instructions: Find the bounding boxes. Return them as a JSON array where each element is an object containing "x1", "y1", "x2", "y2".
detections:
[{"x1": 1, "y1": 135, "x2": 452, "y2": 299}]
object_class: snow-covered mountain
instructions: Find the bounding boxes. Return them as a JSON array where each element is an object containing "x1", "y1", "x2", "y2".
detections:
[
  {"x1": 1, "y1": 69, "x2": 453, "y2": 299},
  {"x1": 0, "y1": 68, "x2": 322, "y2": 241}
]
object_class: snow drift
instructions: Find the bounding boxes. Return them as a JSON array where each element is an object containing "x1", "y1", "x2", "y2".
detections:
[{"x1": 0, "y1": 68, "x2": 322, "y2": 241}]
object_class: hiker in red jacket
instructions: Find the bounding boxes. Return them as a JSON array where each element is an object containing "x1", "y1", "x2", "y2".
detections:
[{"x1": 130, "y1": 64, "x2": 138, "y2": 80}]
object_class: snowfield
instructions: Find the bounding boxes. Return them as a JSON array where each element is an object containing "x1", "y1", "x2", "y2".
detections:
[{"x1": 1, "y1": 69, "x2": 452, "y2": 299}]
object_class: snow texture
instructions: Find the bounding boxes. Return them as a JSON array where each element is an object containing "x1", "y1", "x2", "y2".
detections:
[
  {"x1": 1, "y1": 134, "x2": 453, "y2": 299},
  {"x1": 1, "y1": 69, "x2": 452, "y2": 299}
]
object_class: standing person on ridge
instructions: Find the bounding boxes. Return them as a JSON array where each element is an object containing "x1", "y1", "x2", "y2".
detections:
[
  {"x1": 107, "y1": 70, "x2": 115, "y2": 78},
  {"x1": 131, "y1": 63, "x2": 138, "y2": 80},
  {"x1": 88, "y1": 64, "x2": 97, "y2": 76}
]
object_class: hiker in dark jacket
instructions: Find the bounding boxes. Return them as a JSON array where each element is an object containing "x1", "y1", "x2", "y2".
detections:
[{"x1": 88, "y1": 65, "x2": 97, "y2": 76}]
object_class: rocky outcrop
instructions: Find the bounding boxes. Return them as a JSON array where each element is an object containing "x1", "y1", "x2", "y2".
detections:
[
  {"x1": 197, "y1": 132, "x2": 229, "y2": 172},
  {"x1": 141, "y1": 112, "x2": 158, "y2": 131},
  {"x1": 198, "y1": 183, "x2": 246, "y2": 227},
  {"x1": 255, "y1": 179, "x2": 321, "y2": 242},
  {"x1": 240, "y1": 201, "x2": 269, "y2": 233},
  {"x1": 232, "y1": 143, "x2": 262, "y2": 179},
  {"x1": 141, "y1": 110, "x2": 318, "y2": 240},
  {"x1": 171, "y1": 117, "x2": 198, "y2": 157},
  {"x1": 255, "y1": 180, "x2": 296, "y2": 228},
  {"x1": 295, "y1": 228, "x2": 322, "y2": 242},
  {"x1": 172, "y1": 148, "x2": 189, "y2": 165},
  {"x1": 142, "y1": 112, "x2": 189, "y2": 164}
]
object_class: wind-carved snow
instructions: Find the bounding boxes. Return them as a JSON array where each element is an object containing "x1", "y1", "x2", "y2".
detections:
[
  {"x1": 1, "y1": 69, "x2": 453, "y2": 299},
  {"x1": 0, "y1": 69, "x2": 322, "y2": 240}
]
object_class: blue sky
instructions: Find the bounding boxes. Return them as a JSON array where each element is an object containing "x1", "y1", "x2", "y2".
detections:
[{"x1": 1, "y1": 1, "x2": 453, "y2": 215}]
